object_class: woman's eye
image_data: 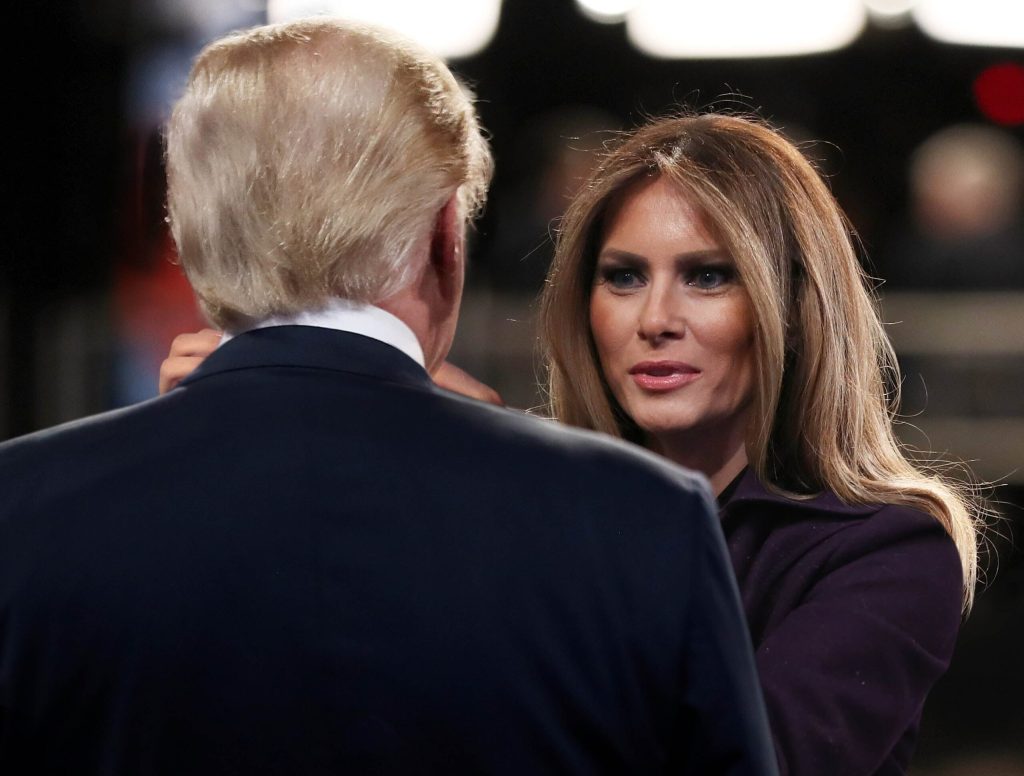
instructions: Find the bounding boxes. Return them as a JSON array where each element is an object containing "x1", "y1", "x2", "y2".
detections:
[
  {"x1": 601, "y1": 267, "x2": 643, "y2": 289},
  {"x1": 689, "y1": 266, "x2": 733, "y2": 290}
]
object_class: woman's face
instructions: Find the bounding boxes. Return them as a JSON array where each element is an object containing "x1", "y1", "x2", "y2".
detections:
[{"x1": 589, "y1": 175, "x2": 756, "y2": 452}]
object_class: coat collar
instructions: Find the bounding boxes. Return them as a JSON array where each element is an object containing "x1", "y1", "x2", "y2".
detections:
[
  {"x1": 178, "y1": 325, "x2": 433, "y2": 391},
  {"x1": 723, "y1": 466, "x2": 880, "y2": 517}
]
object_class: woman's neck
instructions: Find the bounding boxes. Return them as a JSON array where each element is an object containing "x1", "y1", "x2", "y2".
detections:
[{"x1": 645, "y1": 429, "x2": 749, "y2": 497}]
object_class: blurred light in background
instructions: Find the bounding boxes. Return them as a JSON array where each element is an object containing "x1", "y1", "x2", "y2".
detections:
[
  {"x1": 575, "y1": 0, "x2": 640, "y2": 24},
  {"x1": 913, "y1": 0, "x2": 1024, "y2": 49},
  {"x1": 908, "y1": 123, "x2": 1024, "y2": 241},
  {"x1": 148, "y1": 0, "x2": 267, "y2": 39},
  {"x1": 862, "y1": 0, "x2": 915, "y2": 29},
  {"x1": 625, "y1": 0, "x2": 866, "y2": 58},
  {"x1": 974, "y1": 63, "x2": 1024, "y2": 126},
  {"x1": 129, "y1": 0, "x2": 266, "y2": 123},
  {"x1": 266, "y1": 0, "x2": 502, "y2": 58}
]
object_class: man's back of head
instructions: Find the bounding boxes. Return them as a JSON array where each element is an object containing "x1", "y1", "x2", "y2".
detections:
[{"x1": 165, "y1": 17, "x2": 492, "y2": 331}]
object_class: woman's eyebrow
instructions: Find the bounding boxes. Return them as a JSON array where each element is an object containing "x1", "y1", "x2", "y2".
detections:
[
  {"x1": 595, "y1": 248, "x2": 648, "y2": 265},
  {"x1": 674, "y1": 249, "x2": 731, "y2": 263},
  {"x1": 597, "y1": 247, "x2": 729, "y2": 263}
]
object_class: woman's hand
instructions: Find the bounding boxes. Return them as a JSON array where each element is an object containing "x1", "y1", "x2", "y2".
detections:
[
  {"x1": 158, "y1": 329, "x2": 222, "y2": 395},
  {"x1": 431, "y1": 361, "x2": 504, "y2": 406}
]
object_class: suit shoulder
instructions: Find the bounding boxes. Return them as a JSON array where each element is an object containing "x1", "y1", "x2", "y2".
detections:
[
  {"x1": 0, "y1": 398, "x2": 156, "y2": 450},
  {"x1": 0, "y1": 397, "x2": 168, "y2": 487},
  {"x1": 733, "y1": 479, "x2": 958, "y2": 552},
  {"x1": 799, "y1": 501, "x2": 964, "y2": 607},
  {"x1": 431, "y1": 390, "x2": 716, "y2": 513},
  {"x1": 841, "y1": 502, "x2": 959, "y2": 555},
  {"x1": 852, "y1": 502, "x2": 962, "y2": 577},
  {"x1": 730, "y1": 482, "x2": 963, "y2": 594}
]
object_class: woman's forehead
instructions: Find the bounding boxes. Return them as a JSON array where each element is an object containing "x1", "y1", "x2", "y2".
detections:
[{"x1": 599, "y1": 175, "x2": 716, "y2": 246}]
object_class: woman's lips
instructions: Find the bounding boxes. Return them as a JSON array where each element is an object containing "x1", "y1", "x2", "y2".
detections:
[{"x1": 628, "y1": 361, "x2": 701, "y2": 392}]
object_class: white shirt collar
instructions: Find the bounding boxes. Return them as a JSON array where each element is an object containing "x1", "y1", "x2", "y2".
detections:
[{"x1": 220, "y1": 299, "x2": 425, "y2": 367}]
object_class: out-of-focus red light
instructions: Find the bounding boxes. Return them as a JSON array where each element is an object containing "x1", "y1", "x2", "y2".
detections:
[{"x1": 973, "y1": 63, "x2": 1024, "y2": 126}]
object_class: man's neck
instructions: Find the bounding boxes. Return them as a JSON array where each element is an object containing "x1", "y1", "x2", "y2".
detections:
[{"x1": 222, "y1": 299, "x2": 425, "y2": 367}]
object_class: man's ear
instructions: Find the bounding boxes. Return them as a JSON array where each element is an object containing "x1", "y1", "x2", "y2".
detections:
[{"x1": 429, "y1": 193, "x2": 464, "y2": 300}]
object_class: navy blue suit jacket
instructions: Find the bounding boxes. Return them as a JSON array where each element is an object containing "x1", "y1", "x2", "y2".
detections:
[{"x1": 0, "y1": 326, "x2": 776, "y2": 774}]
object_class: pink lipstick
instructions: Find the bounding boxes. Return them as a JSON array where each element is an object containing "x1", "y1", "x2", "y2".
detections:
[{"x1": 628, "y1": 361, "x2": 701, "y2": 392}]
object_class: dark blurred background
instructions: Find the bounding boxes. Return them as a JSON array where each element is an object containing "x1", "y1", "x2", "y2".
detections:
[{"x1": 7, "y1": 2, "x2": 1023, "y2": 771}]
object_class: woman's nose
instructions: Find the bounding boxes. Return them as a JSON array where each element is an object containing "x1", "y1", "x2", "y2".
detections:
[{"x1": 638, "y1": 287, "x2": 686, "y2": 342}]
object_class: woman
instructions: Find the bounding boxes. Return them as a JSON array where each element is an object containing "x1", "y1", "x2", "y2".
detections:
[
  {"x1": 540, "y1": 113, "x2": 980, "y2": 776},
  {"x1": 161, "y1": 113, "x2": 981, "y2": 775}
]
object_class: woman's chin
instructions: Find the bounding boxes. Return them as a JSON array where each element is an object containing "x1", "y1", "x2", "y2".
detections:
[{"x1": 637, "y1": 413, "x2": 749, "y2": 461}]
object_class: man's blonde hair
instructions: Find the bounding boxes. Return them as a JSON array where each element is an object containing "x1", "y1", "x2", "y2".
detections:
[{"x1": 166, "y1": 17, "x2": 493, "y2": 329}]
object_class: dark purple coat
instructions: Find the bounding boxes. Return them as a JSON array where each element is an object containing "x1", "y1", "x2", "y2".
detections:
[{"x1": 720, "y1": 470, "x2": 963, "y2": 776}]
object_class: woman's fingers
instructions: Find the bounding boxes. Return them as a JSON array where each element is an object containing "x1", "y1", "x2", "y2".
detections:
[
  {"x1": 159, "y1": 330, "x2": 222, "y2": 394},
  {"x1": 169, "y1": 329, "x2": 223, "y2": 358},
  {"x1": 432, "y1": 361, "x2": 505, "y2": 406}
]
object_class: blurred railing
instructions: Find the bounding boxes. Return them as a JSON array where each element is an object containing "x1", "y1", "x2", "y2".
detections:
[
  {"x1": 450, "y1": 289, "x2": 1024, "y2": 484},
  {"x1": 448, "y1": 288, "x2": 545, "y2": 413},
  {"x1": 5, "y1": 287, "x2": 1023, "y2": 491},
  {"x1": 881, "y1": 292, "x2": 1024, "y2": 485}
]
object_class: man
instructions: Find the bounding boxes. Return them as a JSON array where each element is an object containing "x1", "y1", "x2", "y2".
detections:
[{"x1": 0, "y1": 18, "x2": 776, "y2": 774}]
